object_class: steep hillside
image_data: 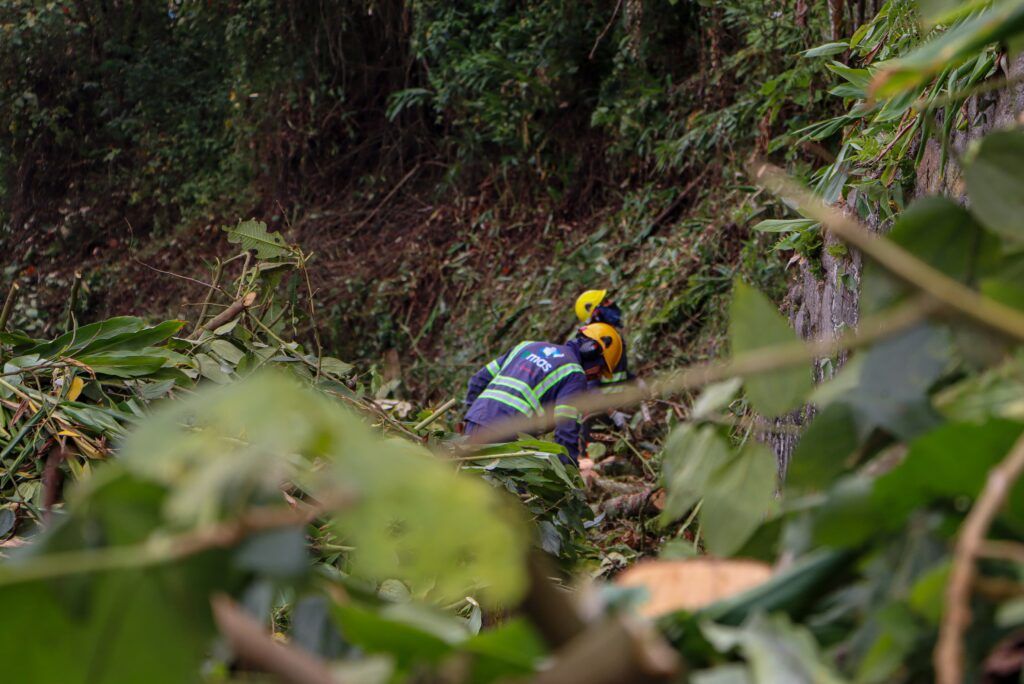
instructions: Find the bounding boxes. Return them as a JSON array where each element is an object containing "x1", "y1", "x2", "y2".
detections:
[{"x1": 0, "y1": 0, "x2": 848, "y2": 397}]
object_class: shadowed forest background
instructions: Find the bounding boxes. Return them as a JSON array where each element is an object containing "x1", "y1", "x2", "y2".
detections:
[{"x1": 5, "y1": 1, "x2": 1024, "y2": 683}]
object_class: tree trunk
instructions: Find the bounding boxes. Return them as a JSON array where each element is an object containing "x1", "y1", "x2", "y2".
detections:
[{"x1": 771, "y1": 54, "x2": 1024, "y2": 479}]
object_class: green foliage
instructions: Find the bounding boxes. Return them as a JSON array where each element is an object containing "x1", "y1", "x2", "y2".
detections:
[
  {"x1": 659, "y1": 99, "x2": 1024, "y2": 680},
  {"x1": 963, "y1": 130, "x2": 1024, "y2": 244},
  {"x1": 458, "y1": 439, "x2": 594, "y2": 560},
  {"x1": 0, "y1": 372, "x2": 533, "y2": 681},
  {"x1": 872, "y1": 0, "x2": 1024, "y2": 97},
  {"x1": 729, "y1": 281, "x2": 813, "y2": 418}
]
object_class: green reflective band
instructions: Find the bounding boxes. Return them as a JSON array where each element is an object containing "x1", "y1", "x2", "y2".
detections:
[
  {"x1": 554, "y1": 404, "x2": 581, "y2": 421},
  {"x1": 533, "y1": 363, "x2": 584, "y2": 399},
  {"x1": 600, "y1": 385, "x2": 627, "y2": 394},
  {"x1": 485, "y1": 360, "x2": 500, "y2": 376},
  {"x1": 601, "y1": 371, "x2": 628, "y2": 384},
  {"x1": 490, "y1": 376, "x2": 540, "y2": 412},
  {"x1": 500, "y1": 341, "x2": 534, "y2": 372},
  {"x1": 479, "y1": 389, "x2": 533, "y2": 415}
]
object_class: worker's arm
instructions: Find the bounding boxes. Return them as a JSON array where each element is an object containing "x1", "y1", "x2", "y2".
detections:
[
  {"x1": 551, "y1": 373, "x2": 588, "y2": 466},
  {"x1": 464, "y1": 354, "x2": 506, "y2": 409}
]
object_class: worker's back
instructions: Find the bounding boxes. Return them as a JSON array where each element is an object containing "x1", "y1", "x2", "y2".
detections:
[{"x1": 465, "y1": 341, "x2": 585, "y2": 426}]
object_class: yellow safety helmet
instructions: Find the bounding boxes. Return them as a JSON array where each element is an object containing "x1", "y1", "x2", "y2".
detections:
[
  {"x1": 579, "y1": 322, "x2": 622, "y2": 378},
  {"x1": 575, "y1": 289, "x2": 608, "y2": 322}
]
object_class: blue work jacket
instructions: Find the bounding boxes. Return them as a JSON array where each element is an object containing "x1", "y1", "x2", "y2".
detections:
[{"x1": 464, "y1": 339, "x2": 589, "y2": 464}]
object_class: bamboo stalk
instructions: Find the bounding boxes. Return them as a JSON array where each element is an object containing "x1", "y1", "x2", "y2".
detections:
[{"x1": 413, "y1": 398, "x2": 458, "y2": 431}]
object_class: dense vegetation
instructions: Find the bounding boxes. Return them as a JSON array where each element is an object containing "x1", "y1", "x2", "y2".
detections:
[{"x1": 5, "y1": 0, "x2": 1024, "y2": 683}]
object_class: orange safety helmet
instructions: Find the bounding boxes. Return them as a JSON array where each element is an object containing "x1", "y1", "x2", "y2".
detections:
[{"x1": 578, "y1": 322, "x2": 623, "y2": 378}]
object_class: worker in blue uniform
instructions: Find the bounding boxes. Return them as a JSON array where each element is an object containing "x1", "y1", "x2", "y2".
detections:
[{"x1": 462, "y1": 323, "x2": 623, "y2": 466}]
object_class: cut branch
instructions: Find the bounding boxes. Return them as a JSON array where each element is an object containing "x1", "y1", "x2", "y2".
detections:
[{"x1": 192, "y1": 291, "x2": 257, "y2": 339}]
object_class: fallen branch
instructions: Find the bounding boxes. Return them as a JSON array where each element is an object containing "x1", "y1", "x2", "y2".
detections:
[
  {"x1": 211, "y1": 594, "x2": 338, "y2": 684},
  {"x1": 600, "y1": 487, "x2": 663, "y2": 520},
  {"x1": 192, "y1": 291, "x2": 257, "y2": 339},
  {"x1": 935, "y1": 431, "x2": 1024, "y2": 684}
]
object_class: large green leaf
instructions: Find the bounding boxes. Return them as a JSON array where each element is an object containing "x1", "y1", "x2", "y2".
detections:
[
  {"x1": 332, "y1": 603, "x2": 543, "y2": 680},
  {"x1": 873, "y1": 418, "x2": 1024, "y2": 529},
  {"x1": 788, "y1": 402, "x2": 860, "y2": 492},
  {"x1": 76, "y1": 320, "x2": 186, "y2": 355},
  {"x1": 729, "y1": 281, "x2": 812, "y2": 418},
  {"x1": 332, "y1": 601, "x2": 462, "y2": 667},
  {"x1": 26, "y1": 317, "x2": 145, "y2": 358},
  {"x1": 222, "y1": 218, "x2": 293, "y2": 259},
  {"x1": 964, "y1": 130, "x2": 1024, "y2": 245},
  {"x1": 935, "y1": 354, "x2": 1024, "y2": 422},
  {"x1": 74, "y1": 352, "x2": 171, "y2": 378},
  {"x1": 698, "y1": 549, "x2": 852, "y2": 626},
  {"x1": 862, "y1": 197, "x2": 999, "y2": 314},
  {"x1": 660, "y1": 424, "x2": 733, "y2": 521},
  {"x1": 659, "y1": 423, "x2": 777, "y2": 556},
  {"x1": 0, "y1": 473, "x2": 239, "y2": 684},
  {"x1": 842, "y1": 325, "x2": 950, "y2": 441},
  {"x1": 700, "y1": 441, "x2": 777, "y2": 557}
]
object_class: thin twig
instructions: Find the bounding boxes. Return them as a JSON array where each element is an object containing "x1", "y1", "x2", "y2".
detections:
[
  {"x1": 0, "y1": 281, "x2": 19, "y2": 334},
  {"x1": 235, "y1": 252, "x2": 252, "y2": 298},
  {"x1": 978, "y1": 540, "x2": 1024, "y2": 565},
  {"x1": 0, "y1": 281, "x2": 21, "y2": 367},
  {"x1": 0, "y1": 500, "x2": 341, "y2": 586},
  {"x1": 132, "y1": 258, "x2": 229, "y2": 297},
  {"x1": 194, "y1": 258, "x2": 223, "y2": 334},
  {"x1": 64, "y1": 271, "x2": 82, "y2": 334},
  {"x1": 589, "y1": 0, "x2": 624, "y2": 60},
  {"x1": 935, "y1": 431, "x2": 1024, "y2": 684},
  {"x1": 351, "y1": 164, "x2": 421, "y2": 236},
  {"x1": 299, "y1": 255, "x2": 324, "y2": 379}
]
